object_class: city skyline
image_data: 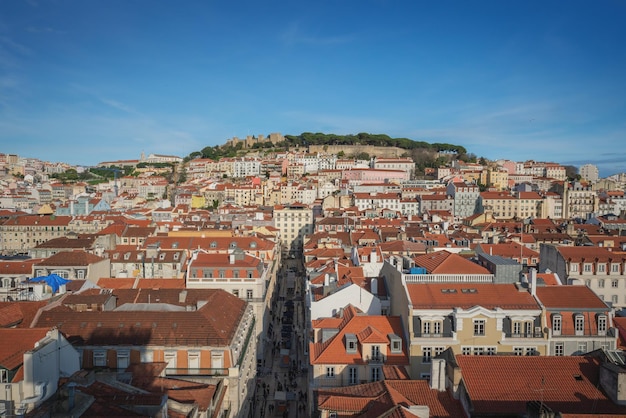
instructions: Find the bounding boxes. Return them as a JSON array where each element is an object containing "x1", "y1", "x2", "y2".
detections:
[{"x1": 1, "y1": 0, "x2": 625, "y2": 177}]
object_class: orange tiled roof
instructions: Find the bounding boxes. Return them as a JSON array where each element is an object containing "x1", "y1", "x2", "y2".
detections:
[
  {"x1": 0, "y1": 328, "x2": 50, "y2": 371},
  {"x1": 310, "y1": 308, "x2": 408, "y2": 367},
  {"x1": 407, "y1": 283, "x2": 540, "y2": 310},
  {"x1": 412, "y1": 250, "x2": 490, "y2": 274},
  {"x1": 316, "y1": 380, "x2": 464, "y2": 417},
  {"x1": 535, "y1": 286, "x2": 608, "y2": 309},
  {"x1": 457, "y1": 355, "x2": 626, "y2": 415}
]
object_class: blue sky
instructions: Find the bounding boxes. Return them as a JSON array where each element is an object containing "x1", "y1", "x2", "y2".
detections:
[{"x1": 1, "y1": 0, "x2": 625, "y2": 177}]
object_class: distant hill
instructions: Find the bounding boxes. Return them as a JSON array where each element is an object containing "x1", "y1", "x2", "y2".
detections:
[
  {"x1": 186, "y1": 132, "x2": 469, "y2": 165},
  {"x1": 282, "y1": 132, "x2": 467, "y2": 155}
]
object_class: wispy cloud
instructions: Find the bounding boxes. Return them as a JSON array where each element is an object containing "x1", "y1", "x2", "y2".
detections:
[
  {"x1": 98, "y1": 98, "x2": 136, "y2": 114},
  {"x1": 280, "y1": 21, "x2": 355, "y2": 47},
  {"x1": 26, "y1": 26, "x2": 65, "y2": 34}
]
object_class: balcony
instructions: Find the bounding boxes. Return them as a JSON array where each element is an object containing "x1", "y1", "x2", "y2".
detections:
[
  {"x1": 365, "y1": 354, "x2": 385, "y2": 364},
  {"x1": 414, "y1": 332, "x2": 454, "y2": 338},
  {"x1": 505, "y1": 331, "x2": 544, "y2": 339},
  {"x1": 165, "y1": 367, "x2": 229, "y2": 377}
]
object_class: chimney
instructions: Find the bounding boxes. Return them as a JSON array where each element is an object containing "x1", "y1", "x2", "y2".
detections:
[
  {"x1": 530, "y1": 268, "x2": 537, "y2": 297},
  {"x1": 370, "y1": 248, "x2": 378, "y2": 264},
  {"x1": 430, "y1": 358, "x2": 446, "y2": 391}
]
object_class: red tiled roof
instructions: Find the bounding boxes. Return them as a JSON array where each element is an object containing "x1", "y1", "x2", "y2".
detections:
[
  {"x1": 535, "y1": 286, "x2": 607, "y2": 309},
  {"x1": 457, "y1": 355, "x2": 626, "y2": 415},
  {"x1": 412, "y1": 250, "x2": 490, "y2": 274},
  {"x1": 310, "y1": 307, "x2": 408, "y2": 367},
  {"x1": 33, "y1": 289, "x2": 246, "y2": 347},
  {"x1": 0, "y1": 328, "x2": 50, "y2": 371},
  {"x1": 316, "y1": 380, "x2": 464, "y2": 417},
  {"x1": 35, "y1": 250, "x2": 106, "y2": 266},
  {"x1": 407, "y1": 283, "x2": 540, "y2": 310}
]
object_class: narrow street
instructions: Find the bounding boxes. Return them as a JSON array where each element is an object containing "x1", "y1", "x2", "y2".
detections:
[{"x1": 252, "y1": 257, "x2": 308, "y2": 417}]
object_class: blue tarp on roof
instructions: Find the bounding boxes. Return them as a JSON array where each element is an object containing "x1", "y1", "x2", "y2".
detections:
[{"x1": 29, "y1": 274, "x2": 71, "y2": 293}]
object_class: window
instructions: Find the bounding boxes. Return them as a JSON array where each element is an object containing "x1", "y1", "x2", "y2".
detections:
[
  {"x1": 554, "y1": 343, "x2": 564, "y2": 356},
  {"x1": 599, "y1": 279, "x2": 605, "y2": 288},
  {"x1": 117, "y1": 350, "x2": 130, "y2": 370},
  {"x1": 348, "y1": 367, "x2": 358, "y2": 385},
  {"x1": 570, "y1": 263, "x2": 578, "y2": 272},
  {"x1": 486, "y1": 347, "x2": 496, "y2": 356},
  {"x1": 612, "y1": 280, "x2": 619, "y2": 288},
  {"x1": 433, "y1": 321, "x2": 442, "y2": 335},
  {"x1": 525, "y1": 347, "x2": 536, "y2": 356},
  {"x1": 473, "y1": 319, "x2": 485, "y2": 336},
  {"x1": 93, "y1": 351, "x2": 106, "y2": 367},
  {"x1": 612, "y1": 264, "x2": 620, "y2": 273},
  {"x1": 0, "y1": 369, "x2": 7, "y2": 383},
  {"x1": 233, "y1": 271, "x2": 239, "y2": 278},
  {"x1": 585, "y1": 279, "x2": 591, "y2": 287},
  {"x1": 552, "y1": 315, "x2": 562, "y2": 336},
  {"x1": 371, "y1": 367, "x2": 381, "y2": 382},
  {"x1": 347, "y1": 340, "x2": 356, "y2": 353},
  {"x1": 584, "y1": 263, "x2": 592, "y2": 273},
  {"x1": 514, "y1": 347, "x2": 524, "y2": 356},
  {"x1": 326, "y1": 367, "x2": 335, "y2": 378},
  {"x1": 598, "y1": 315, "x2": 607, "y2": 336},
  {"x1": 423, "y1": 322, "x2": 431, "y2": 335},
  {"x1": 422, "y1": 347, "x2": 432, "y2": 363},
  {"x1": 77, "y1": 270, "x2": 85, "y2": 279},
  {"x1": 246, "y1": 289, "x2": 253, "y2": 299},
  {"x1": 598, "y1": 264, "x2": 606, "y2": 273},
  {"x1": 575, "y1": 315, "x2": 584, "y2": 335},
  {"x1": 232, "y1": 289, "x2": 239, "y2": 298},
  {"x1": 578, "y1": 342, "x2": 587, "y2": 354},
  {"x1": 612, "y1": 295, "x2": 618, "y2": 304},
  {"x1": 371, "y1": 345, "x2": 381, "y2": 361},
  {"x1": 219, "y1": 270, "x2": 225, "y2": 278},
  {"x1": 513, "y1": 321, "x2": 521, "y2": 336},
  {"x1": 474, "y1": 347, "x2": 484, "y2": 356}
]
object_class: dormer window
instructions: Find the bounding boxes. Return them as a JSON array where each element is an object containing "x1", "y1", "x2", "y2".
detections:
[
  {"x1": 345, "y1": 333, "x2": 357, "y2": 354},
  {"x1": 159, "y1": 253, "x2": 165, "y2": 260},
  {"x1": 389, "y1": 334, "x2": 402, "y2": 354},
  {"x1": 174, "y1": 253, "x2": 179, "y2": 260},
  {"x1": 124, "y1": 252, "x2": 130, "y2": 260},
  {"x1": 552, "y1": 314, "x2": 562, "y2": 336},
  {"x1": 575, "y1": 314, "x2": 585, "y2": 336},
  {"x1": 210, "y1": 241, "x2": 217, "y2": 248},
  {"x1": 598, "y1": 314, "x2": 607, "y2": 336}
]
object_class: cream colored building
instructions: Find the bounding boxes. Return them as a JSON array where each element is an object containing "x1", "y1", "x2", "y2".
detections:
[{"x1": 273, "y1": 203, "x2": 314, "y2": 255}]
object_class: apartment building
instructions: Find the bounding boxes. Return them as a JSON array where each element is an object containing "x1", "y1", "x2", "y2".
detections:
[
  {"x1": 536, "y1": 285, "x2": 616, "y2": 355},
  {"x1": 404, "y1": 282, "x2": 546, "y2": 378},
  {"x1": 446, "y1": 181, "x2": 479, "y2": 223},
  {"x1": 274, "y1": 203, "x2": 314, "y2": 256},
  {"x1": 539, "y1": 244, "x2": 626, "y2": 308},
  {"x1": 308, "y1": 306, "x2": 409, "y2": 391},
  {"x1": 0, "y1": 215, "x2": 73, "y2": 255}
]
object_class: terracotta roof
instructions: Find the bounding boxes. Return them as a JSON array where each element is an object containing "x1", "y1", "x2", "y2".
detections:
[
  {"x1": 0, "y1": 300, "x2": 48, "y2": 328},
  {"x1": 407, "y1": 283, "x2": 540, "y2": 310},
  {"x1": 309, "y1": 307, "x2": 408, "y2": 367},
  {"x1": 412, "y1": 250, "x2": 490, "y2": 274},
  {"x1": 457, "y1": 355, "x2": 626, "y2": 415},
  {"x1": 0, "y1": 258, "x2": 44, "y2": 274},
  {"x1": 33, "y1": 289, "x2": 246, "y2": 347},
  {"x1": 316, "y1": 380, "x2": 464, "y2": 417},
  {"x1": 35, "y1": 250, "x2": 106, "y2": 266},
  {"x1": 97, "y1": 277, "x2": 136, "y2": 289},
  {"x1": 535, "y1": 286, "x2": 608, "y2": 309},
  {"x1": 557, "y1": 246, "x2": 624, "y2": 262},
  {"x1": 0, "y1": 328, "x2": 50, "y2": 372}
]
